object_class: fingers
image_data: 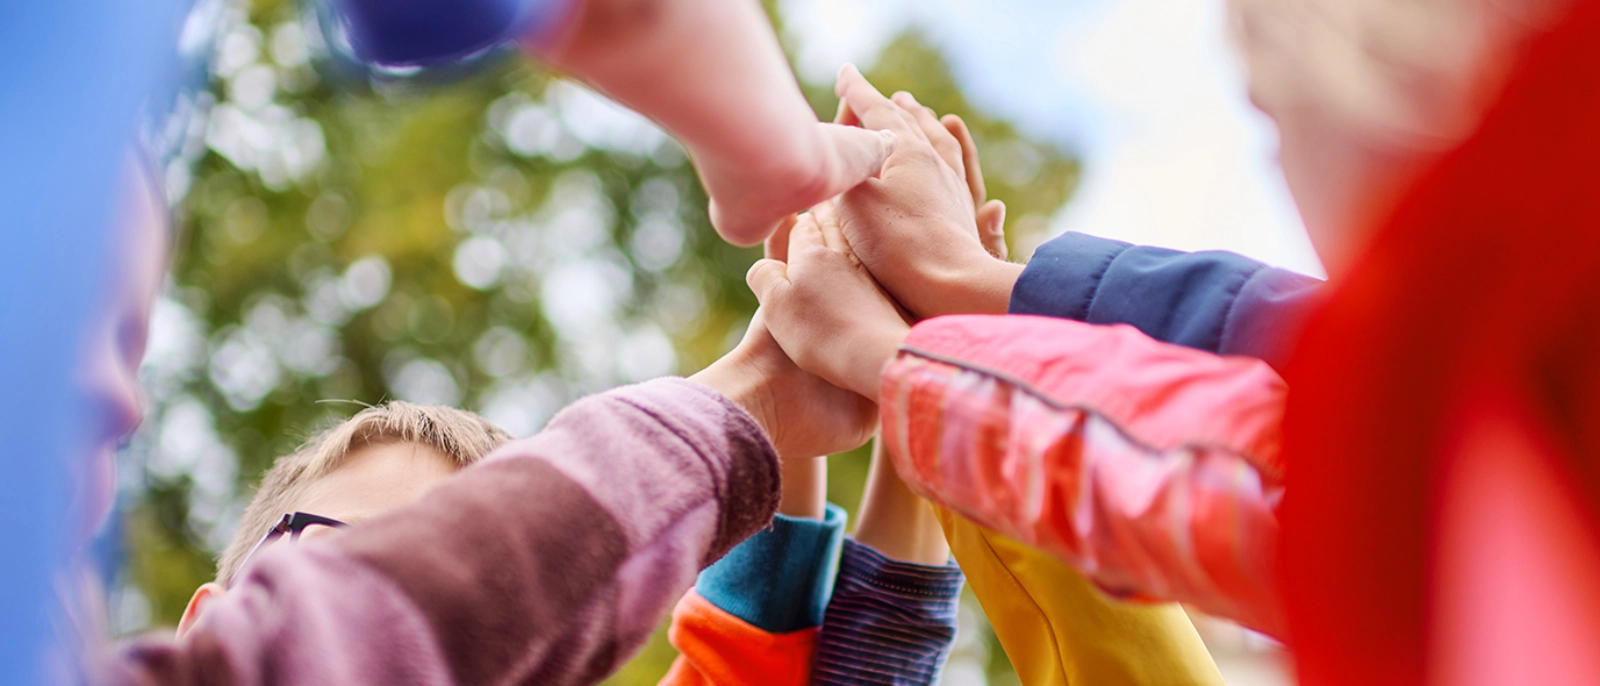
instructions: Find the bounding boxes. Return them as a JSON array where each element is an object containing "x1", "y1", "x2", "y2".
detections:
[
  {"x1": 977, "y1": 199, "x2": 1008, "y2": 260},
  {"x1": 810, "y1": 200, "x2": 849, "y2": 254},
  {"x1": 812, "y1": 123, "x2": 897, "y2": 201},
  {"x1": 943, "y1": 114, "x2": 987, "y2": 207},
  {"x1": 893, "y1": 92, "x2": 964, "y2": 182},
  {"x1": 834, "y1": 98, "x2": 859, "y2": 127},
  {"x1": 836, "y1": 64, "x2": 924, "y2": 142},
  {"x1": 789, "y1": 209, "x2": 826, "y2": 256},
  {"x1": 765, "y1": 213, "x2": 799, "y2": 262},
  {"x1": 746, "y1": 259, "x2": 791, "y2": 306}
]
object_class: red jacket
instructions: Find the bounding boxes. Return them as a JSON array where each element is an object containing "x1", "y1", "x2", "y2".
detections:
[
  {"x1": 877, "y1": 314, "x2": 1290, "y2": 636},
  {"x1": 1281, "y1": 3, "x2": 1600, "y2": 683}
]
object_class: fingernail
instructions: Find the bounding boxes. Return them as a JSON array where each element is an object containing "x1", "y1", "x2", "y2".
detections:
[{"x1": 879, "y1": 129, "x2": 897, "y2": 149}]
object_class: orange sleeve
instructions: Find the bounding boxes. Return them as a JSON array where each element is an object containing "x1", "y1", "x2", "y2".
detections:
[{"x1": 659, "y1": 591, "x2": 817, "y2": 686}]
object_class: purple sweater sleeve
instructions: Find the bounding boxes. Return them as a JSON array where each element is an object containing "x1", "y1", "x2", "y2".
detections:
[{"x1": 102, "y1": 378, "x2": 781, "y2": 686}]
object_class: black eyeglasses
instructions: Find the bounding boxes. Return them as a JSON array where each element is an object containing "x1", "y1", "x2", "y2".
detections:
[{"x1": 232, "y1": 512, "x2": 347, "y2": 587}]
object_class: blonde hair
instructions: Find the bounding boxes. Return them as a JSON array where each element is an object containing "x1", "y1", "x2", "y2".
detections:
[{"x1": 215, "y1": 402, "x2": 512, "y2": 584}]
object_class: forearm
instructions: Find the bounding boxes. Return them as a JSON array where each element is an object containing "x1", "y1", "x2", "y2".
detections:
[
  {"x1": 664, "y1": 503, "x2": 848, "y2": 686},
  {"x1": 1010, "y1": 232, "x2": 1323, "y2": 369},
  {"x1": 813, "y1": 539, "x2": 964, "y2": 685},
  {"x1": 880, "y1": 316, "x2": 1290, "y2": 636},
  {"x1": 533, "y1": 0, "x2": 817, "y2": 171},
  {"x1": 851, "y1": 437, "x2": 948, "y2": 565},
  {"x1": 108, "y1": 379, "x2": 781, "y2": 686},
  {"x1": 778, "y1": 457, "x2": 826, "y2": 520}
]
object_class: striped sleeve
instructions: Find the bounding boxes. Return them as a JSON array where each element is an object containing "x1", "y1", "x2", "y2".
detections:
[
  {"x1": 879, "y1": 315, "x2": 1288, "y2": 636},
  {"x1": 812, "y1": 539, "x2": 964, "y2": 685}
]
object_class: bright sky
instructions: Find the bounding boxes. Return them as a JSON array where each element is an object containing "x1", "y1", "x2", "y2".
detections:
[{"x1": 779, "y1": 0, "x2": 1326, "y2": 277}]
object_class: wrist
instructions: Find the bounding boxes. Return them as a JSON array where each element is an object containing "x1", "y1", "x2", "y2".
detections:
[
  {"x1": 690, "y1": 351, "x2": 776, "y2": 444},
  {"x1": 931, "y1": 257, "x2": 1023, "y2": 317},
  {"x1": 847, "y1": 327, "x2": 907, "y2": 400}
]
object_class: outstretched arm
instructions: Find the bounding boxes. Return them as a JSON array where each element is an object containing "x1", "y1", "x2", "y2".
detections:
[
  {"x1": 532, "y1": 0, "x2": 894, "y2": 246},
  {"x1": 107, "y1": 378, "x2": 782, "y2": 686}
]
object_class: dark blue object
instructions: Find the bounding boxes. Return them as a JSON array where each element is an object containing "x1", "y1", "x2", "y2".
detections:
[
  {"x1": 327, "y1": 0, "x2": 569, "y2": 67},
  {"x1": 1010, "y1": 231, "x2": 1325, "y2": 370}
]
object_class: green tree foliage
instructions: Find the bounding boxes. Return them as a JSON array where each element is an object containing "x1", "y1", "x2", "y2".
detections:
[{"x1": 121, "y1": 1, "x2": 1076, "y2": 683}]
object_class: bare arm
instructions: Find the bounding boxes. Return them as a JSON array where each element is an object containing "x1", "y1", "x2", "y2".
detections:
[
  {"x1": 531, "y1": 0, "x2": 894, "y2": 245},
  {"x1": 852, "y1": 436, "x2": 948, "y2": 565}
]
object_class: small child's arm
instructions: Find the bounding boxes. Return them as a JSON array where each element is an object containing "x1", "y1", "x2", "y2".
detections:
[
  {"x1": 659, "y1": 225, "x2": 859, "y2": 686},
  {"x1": 659, "y1": 436, "x2": 841, "y2": 686},
  {"x1": 660, "y1": 502, "x2": 845, "y2": 686},
  {"x1": 812, "y1": 439, "x2": 965, "y2": 685}
]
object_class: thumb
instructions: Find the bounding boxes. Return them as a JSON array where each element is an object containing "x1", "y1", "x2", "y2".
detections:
[
  {"x1": 814, "y1": 124, "x2": 897, "y2": 198},
  {"x1": 746, "y1": 258, "x2": 791, "y2": 306},
  {"x1": 977, "y1": 199, "x2": 1008, "y2": 260}
]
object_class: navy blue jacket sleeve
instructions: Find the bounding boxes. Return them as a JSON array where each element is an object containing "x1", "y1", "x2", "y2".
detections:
[{"x1": 1009, "y1": 232, "x2": 1324, "y2": 370}]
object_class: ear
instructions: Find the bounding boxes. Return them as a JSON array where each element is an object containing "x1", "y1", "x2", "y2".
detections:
[{"x1": 177, "y1": 582, "x2": 224, "y2": 638}]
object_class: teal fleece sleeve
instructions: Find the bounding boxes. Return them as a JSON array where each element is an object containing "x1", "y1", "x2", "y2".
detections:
[{"x1": 694, "y1": 504, "x2": 847, "y2": 633}]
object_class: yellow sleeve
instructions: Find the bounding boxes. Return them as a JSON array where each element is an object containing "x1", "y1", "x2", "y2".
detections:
[{"x1": 936, "y1": 508, "x2": 1225, "y2": 686}]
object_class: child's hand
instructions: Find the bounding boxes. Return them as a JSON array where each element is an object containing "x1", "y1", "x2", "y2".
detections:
[
  {"x1": 746, "y1": 202, "x2": 910, "y2": 400},
  {"x1": 692, "y1": 310, "x2": 879, "y2": 461},
  {"x1": 693, "y1": 213, "x2": 878, "y2": 461},
  {"x1": 832, "y1": 66, "x2": 1024, "y2": 320}
]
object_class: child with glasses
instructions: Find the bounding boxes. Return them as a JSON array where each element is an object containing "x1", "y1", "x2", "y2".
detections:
[{"x1": 169, "y1": 394, "x2": 964, "y2": 685}]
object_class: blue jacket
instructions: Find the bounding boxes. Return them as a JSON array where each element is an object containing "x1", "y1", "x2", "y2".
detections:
[{"x1": 1010, "y1": 232, "x2": 1324, "y2": 370}]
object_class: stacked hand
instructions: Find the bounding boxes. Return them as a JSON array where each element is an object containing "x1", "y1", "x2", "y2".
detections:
[
  {"x1": 700, "y1": 69, "x2": 1015, "y2": 462},
  {"x1": 747, "y1": 202, "x2": 910, "y2": 399},
  {"x1": 832, "y1": 65, "x2": 1021, "y2": 319},
  {"x1": 749, "y1": 68, "x2": 1015, "y2": 402}
]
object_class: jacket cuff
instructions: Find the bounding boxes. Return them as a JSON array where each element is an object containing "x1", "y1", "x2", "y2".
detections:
[
  {"x1": 695, "y1": 504, "x2": 847, "y2": 634},
  {"x1": 1009, "y1": 231, "x2": 1130, "y2": 320},
  {"x1": 814, "y1": 539, "x2": 965, "y2": 685}
]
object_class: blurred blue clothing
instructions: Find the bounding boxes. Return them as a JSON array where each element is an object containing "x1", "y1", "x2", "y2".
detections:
[
  {"x1": 1010, "y1": 232, "x2": 1324, "y2": 370},
  {"x1": 0, "y1": 1, "x2": 186, "y2": 682},
  {"x1": 327, "y1": 0, "x2": 573, "y2": 67}
]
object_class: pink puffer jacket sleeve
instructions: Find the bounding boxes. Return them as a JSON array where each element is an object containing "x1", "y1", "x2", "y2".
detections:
[{"x1": 880, "y1": 315, "x2": 1288, "y2": 636}]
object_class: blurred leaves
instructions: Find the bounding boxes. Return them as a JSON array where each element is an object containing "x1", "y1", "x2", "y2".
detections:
[{"x1": 123, "y1": 1, "x2": 1077, "y2": 684}]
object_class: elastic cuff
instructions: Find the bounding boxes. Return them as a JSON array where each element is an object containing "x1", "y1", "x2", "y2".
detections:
[
  {"x1": 696, "y1": 504, "x2": 847, "y2": 633},
  {"x1": 1009, "y1": 231, "x2": 1130, "y2": 320},
  {"x1": 813, "y1": 539, "x2": 965, "y2": 685},
  {"x1": 837, "y1": 538, "x2": 964, "y2": 602}
]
